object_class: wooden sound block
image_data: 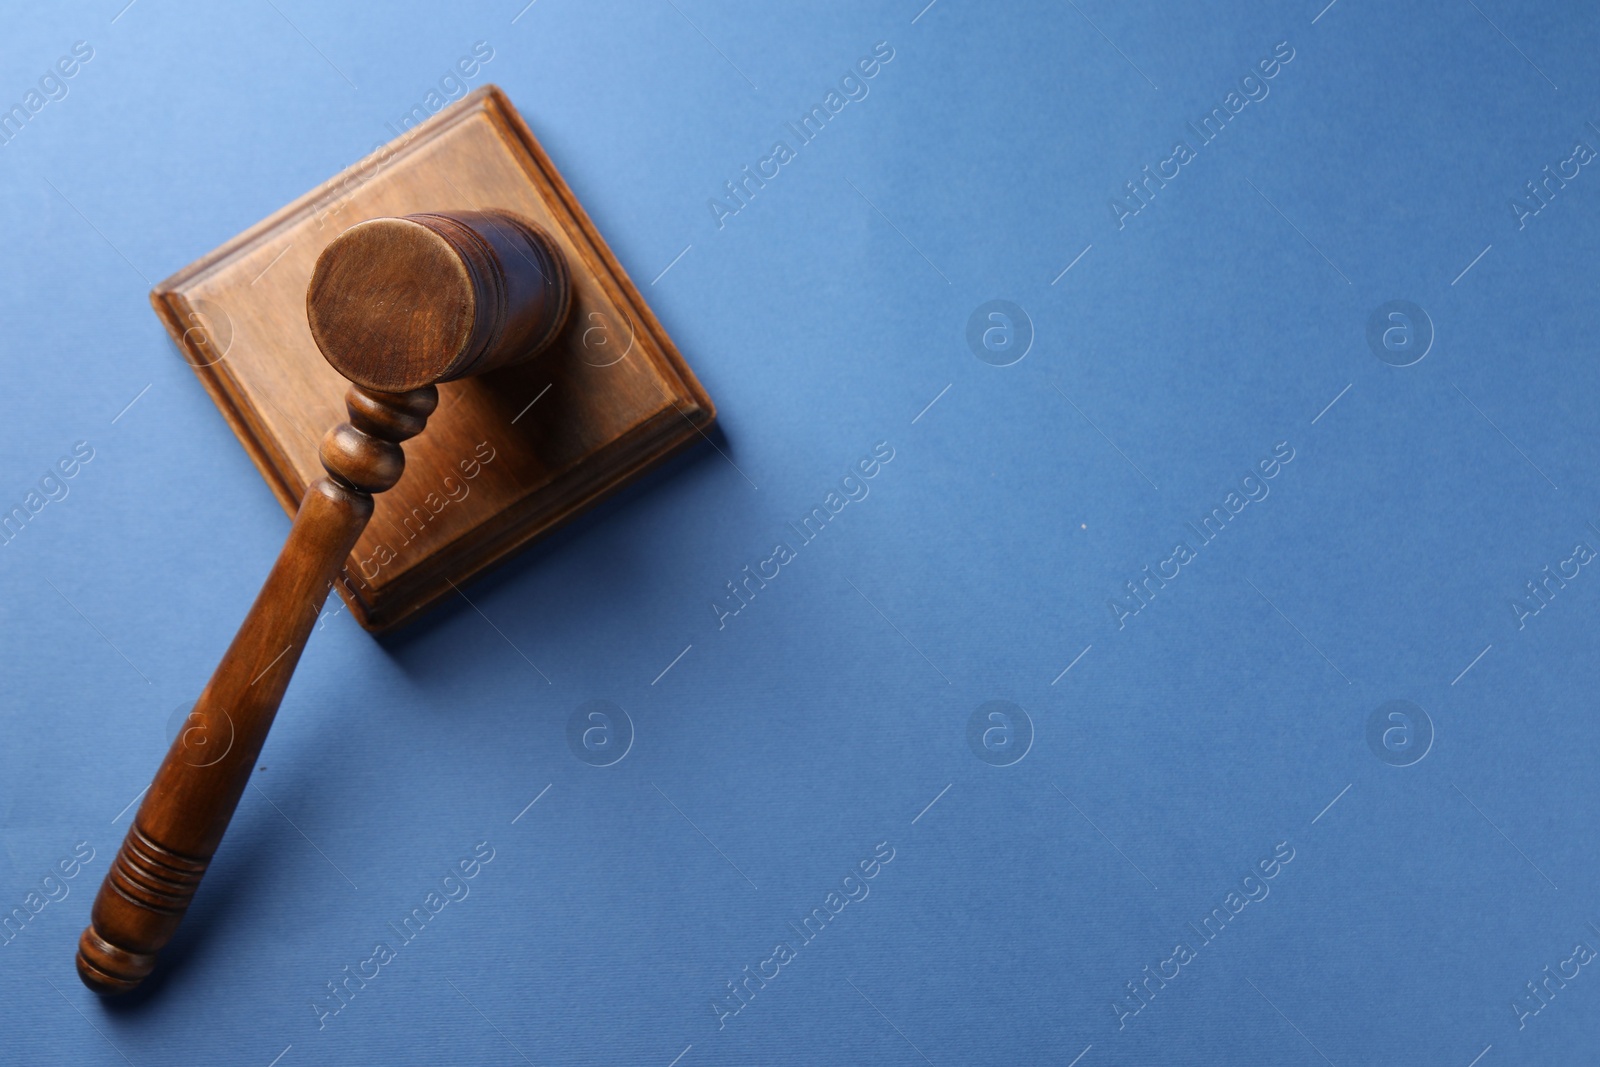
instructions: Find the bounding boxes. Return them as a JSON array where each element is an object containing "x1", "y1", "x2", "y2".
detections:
[{"x1": 151, "y1": 85, "x2": 714, "y2": 632}]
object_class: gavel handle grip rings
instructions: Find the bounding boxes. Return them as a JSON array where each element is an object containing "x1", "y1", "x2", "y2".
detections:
[
  {"x1": 76, "y1": 386, "x2": 437, "y2": 993},
  {"x1": 76, "y1": 208, "x2": 572, "y2": 993}
]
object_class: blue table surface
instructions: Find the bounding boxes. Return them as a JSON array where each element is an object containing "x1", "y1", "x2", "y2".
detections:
[{"x1": 3, "y1": 1, "x2": 1598, "y2": 1063}]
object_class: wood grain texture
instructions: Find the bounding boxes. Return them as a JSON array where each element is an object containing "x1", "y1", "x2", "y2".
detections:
[
  {"x1": 151, "y1": 85, "x2": 715, "y2": 631},
  {"x1": 307, "y1": 211, "x2": 571, "y2": 392},
  {"x1": 78, "y1": 385, "x2": 439, "y2": 993}
]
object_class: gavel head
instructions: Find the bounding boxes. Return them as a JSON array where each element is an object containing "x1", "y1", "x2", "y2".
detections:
[{"x1": 306, "y1": 210, "x2": 572, "y2": 392}]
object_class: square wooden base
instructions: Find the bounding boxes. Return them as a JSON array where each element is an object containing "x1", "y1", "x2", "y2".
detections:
[{"x1": 151, "y1": 86, "x2": 714, "y2": 631}]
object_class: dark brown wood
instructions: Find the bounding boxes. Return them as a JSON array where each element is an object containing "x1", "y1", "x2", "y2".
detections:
[
  {"x1": 307, "y1": 211, "x2": 571, "y2": 392},
  {"x1": 77, "y1": 207, "x2": 578, "y2": 993},
  {"x1": 150, "y1": 85, "x2": 716, "y2": 631},
  {"x1": 77, "y1": 384, "x2": 437, "y2": 994}
]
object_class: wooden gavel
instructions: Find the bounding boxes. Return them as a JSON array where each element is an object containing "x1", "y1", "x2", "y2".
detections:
[{"x1": 76, "y1": 210, "x2": 571, "y2": 994}]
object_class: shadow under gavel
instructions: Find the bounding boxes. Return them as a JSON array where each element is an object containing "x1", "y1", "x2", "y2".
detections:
[{"x1": 76, "y1": 210, "x2": 571, "y2": 994}]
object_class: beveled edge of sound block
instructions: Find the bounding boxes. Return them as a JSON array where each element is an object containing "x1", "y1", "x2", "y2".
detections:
[{"x1": 149, "y1": 85, "x2": 716, "y2": 631}]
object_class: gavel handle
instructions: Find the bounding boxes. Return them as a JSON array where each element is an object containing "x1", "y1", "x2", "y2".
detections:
[{"x1": 76, "y1": 384, "x2": 437, "y2": 994}]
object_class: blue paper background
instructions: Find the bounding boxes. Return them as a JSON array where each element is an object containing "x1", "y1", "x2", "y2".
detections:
[{"x1": 1, "y1": 0, "x2": 1597, "y2": 1063}]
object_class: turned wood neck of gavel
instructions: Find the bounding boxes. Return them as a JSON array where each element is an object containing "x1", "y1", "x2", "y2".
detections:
[{"x1": 77, "y1": 210, "x2": 570, "y2": 994}]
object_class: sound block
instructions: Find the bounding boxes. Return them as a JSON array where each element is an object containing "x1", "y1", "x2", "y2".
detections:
[{"x1": 152, "y1": 86, "x2": 715, "y2": 632}]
